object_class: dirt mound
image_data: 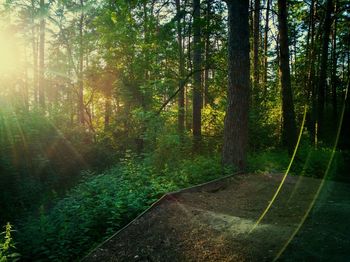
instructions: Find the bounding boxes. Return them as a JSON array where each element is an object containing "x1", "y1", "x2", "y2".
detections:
[{"x1": 83, "y1": 173, "x2": 350, "y2": 261}]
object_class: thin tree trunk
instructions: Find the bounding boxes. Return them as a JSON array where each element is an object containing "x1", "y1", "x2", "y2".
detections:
[
  {"x1": 176, "y1": 0, "x2": 185, "y2": 134},
  {"x1": 192, "y1": 0, "x2": 202, "y2": 148},
  {"x1": 331, "y1": 0, "x2": 338, "y2": 117},
  {"x1": 278, "y1": 0, "x2": 297, "y2": 154},
  {"x1": 203, "y1": 0, "x2": 211, "y2": 106},
  {"x1": 78, "y1": 0, "x2": 84, "y2": 124},
  {"x1": 222, "y1": 0, "x2": 250, "y2": 170},
  {"x1": 38, "y1": 0, "x2": 45, "y2": 109},
  {"x1": 317, "y1": 0, "x2": 333, "y2": 137},
  {"x1": 253, "y1": 0, "x2": 260, "y2": 100},
  {"x1": 31, "y1": 0, "x2": 38, "y2": 106},
  {"x1": 263, "y1": 0, "x2": 271, "y2": 97}
]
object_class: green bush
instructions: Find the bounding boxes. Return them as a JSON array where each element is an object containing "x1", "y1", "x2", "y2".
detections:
[
  {"x1": 17, "y1": 152, "x2": 226, "y2": 261},
  {"x1": 0, "y1": 223, "x2": 20, "y2": 262}
]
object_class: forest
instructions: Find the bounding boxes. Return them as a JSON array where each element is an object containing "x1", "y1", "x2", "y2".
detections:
[{"x1": 0, "y1": 0, "x2": 349, "y2": 261}]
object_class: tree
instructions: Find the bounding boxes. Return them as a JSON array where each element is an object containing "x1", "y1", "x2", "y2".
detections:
[
  {"x1": 192, "y1": 0, "x2": 202, "y2": 148},
  {"x1": 253, "y1": 0, "x2": 260, "y2": 100},
  {"x1": 78, "y1": 0, "x2": 85, "y2": 124},
  {"x1": 38, "y1": 0, "x2": 46, "y2": 109},
  {"x1": 176, "y1": 0, "x2": 185, "y2": 135},
  {"x1": 317, "y1": 0, "x2": 334, "y2": 135},
  {"x1": 222, "y1": 0, "x2": 250, "y2": 170},
  {"x1": 278, "y1": 0, "x2": 297, "y2": 153},
  {"x1": 263, "y1": 0, "x2": 271, "y2": 95}
]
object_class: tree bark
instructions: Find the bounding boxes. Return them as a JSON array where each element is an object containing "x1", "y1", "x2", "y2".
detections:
[
  {"x1": 253, "y1": 0, "x2": 260, "y2": 100},
  {"x1": 278, "y1": 0, "x2": 297, "y2": 154},
  {"x1": 263, "y1": 0, "x2": 271, "y2": 96},
  {"x1": 38, "y1": 0, "x2": 46, "y2": 109},
  {"x1": 317, "y1": 0, "x2": 333, "y2": 136},
  {"x1": 331, "y1": 0, "x2": 338, "y2": 117},
  {"x1": 78, "y1": 0, "x2": 84, "y2": 124},
  {"x1": 192, "y1": 0, "x2": 202, "y2": 148},
  {"x1": 31, "y1": 0, "x2": 38, "y2": 106},
  {"x1": 203, "y1": 0, "x2": 211, "y2": 106},
  {"x1": 222, "y1": 0, "x2": 250, "y2": 170},
  {"x1": 176, "y1": 0, "x2": 185, "y2": 135}
]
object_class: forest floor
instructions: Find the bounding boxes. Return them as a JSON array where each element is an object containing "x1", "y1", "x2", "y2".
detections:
[{"x1": 83, "y1": 173, "x2": 350, "y2": 262}]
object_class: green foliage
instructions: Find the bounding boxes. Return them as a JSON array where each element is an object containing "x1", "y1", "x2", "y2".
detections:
[
  {"x1": 248, "y1": 150, "x2": 290, "y2": 174},
  {"x1": 0, "y1": 106, "x2": 116, "y2": 223},
  {"x1": 248, "y1": 142, "x2": 344, "y2": 180},
  {"x1": 0, "y1": 223, "x2": 20, "y2": 262},
  {"x1": 294, "y1": 144, "x2": 343, "y2": 179},
  {"x1": 17, "y1": 150, "x2": 226, "y2": 261}
]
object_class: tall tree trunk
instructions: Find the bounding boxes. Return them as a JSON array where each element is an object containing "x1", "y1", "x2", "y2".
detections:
[
  {"x1": 24, "y1": 46, "x2": 29, "y2": 111},
  {"x1": 278, "y1": 0, "x2": 297, "y2": 154},
  {"x1": 31, "y1": 0, "x2": 38, "y2": 106},
  {"x1": 305, "y1": 0, "x2": 317, "y2": 143},
  {"x1": 176, "y1": 0, "x2": 185, "y2": 135},
  {"x1": 317, "y1": 0, "x2": 333, "y2": 137},
  {"x1": 192, "y1": 0, "x2": 202, "y2": 148},
  {"x1": 78, "y1": 0, "x2": 84, "y2": 124},
  {"x1": 331, "y1": 0, "x2": 338, "y2": 117},
  {"x1": 263, "y1": 0, "x2": 271, "y2": 96},
  {"x1": 203, "y1": 0, "x2": 211, "y2": 106},
  {"x1": 222, "y1": 0, "x2": 250, "y2": 170},
  {"x1": 253, "y1": 0, "x2": 260, "y2": 100},
  {"x1": 38, "y1": 0, "x2": 45, "y2": 109},
  {"x1": 104, "y1": 72, "x2": 113, "y2": 131}
]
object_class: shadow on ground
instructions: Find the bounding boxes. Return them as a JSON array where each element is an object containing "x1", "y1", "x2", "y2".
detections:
[{"x1": 83, "y1": 173, "x2": 350, "y2": 262}]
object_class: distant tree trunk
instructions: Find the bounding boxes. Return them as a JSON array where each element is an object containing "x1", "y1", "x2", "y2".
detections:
[
  {"x1": 104, "y1": 73, "x2": 113, "y2": 131},
  {"x1": 263, "y1": 0, "x2": 271, "y2": 97},
  {"x1": 278, "y1": 0, "x2": 297, "y2": 154},
  {"x1": 253, "y1": 0, "x2": 260, "y2": 100},
  {"x1": 331, "y1": 0, "x2": 338, "y2": 117},
  {"x1": 306, "y1": 0, "x2": 316, "y2": 98},
  {"x1": 192, "y1": 0, "x2": 202, "y2": 148},
  {"x1": 203, "y1": 0, "x2": 211, "y2": 106},
  {"x1": 38, "y1": 0, "x2": 46, "y2": 109},
  {"x1": 176, "y1": 0, "x2": 185, "y2": 135},
  {"x1": 24, "y1": 46, "x2": 29, "y2": 111},
  {"x1": 31, "y1": 0, "x2": 38, "y2": 106},
  {"x1": 78, "y1": 0, "x2": 84, "y2": 125},
  {"x1": 317, "y1": 0, "x2": 333, "y2": 137},
  {"x1": 222, "y1": 0, "x2": 250, "y2": 170}
]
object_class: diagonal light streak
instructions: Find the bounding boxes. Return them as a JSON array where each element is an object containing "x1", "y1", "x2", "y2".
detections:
[
  {"x1": 250, "y1": 105, "x2": 308, "y2": 233},
  {"x1": 273, "y1": 83, "x2": 348, "y2": 261}
]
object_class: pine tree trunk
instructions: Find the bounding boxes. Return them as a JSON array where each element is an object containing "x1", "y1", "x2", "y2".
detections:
[
  {"x1": 253, "y1": 0, "x2": 260, "y2": 100},
  {"x1": 78, "y1": 0, "x2": 84, "y2": 125},
  {"x1": 222, "y1": 0, "x2": 250, "y2": 170},
  {"x1": 331, "y1": 0, "x2": 338, "y2": 117},
  {"x1": 203, "y1": 0, "x2": 211, "y2": 106},
  {"x1": 31, "y1": 0, "x2": 38, "y2": 106},
  {"x1": 176, "y1": 0, "x2": 185, "y2": 134},
  {"x1": 192, "y1": 0, "x2": 202, "y2": 148},
  {"x1": 263, "y1": 0, "x2": 271, "y2": 96},
  {"x1": 38, "y1": 0, "x2": 45, "y2": 109},
  {"x1": 317, "y1": 0, "x2": 333, "y2": 137},
  {"x1": 278, "y1": 0, "x2": 297, "y2": 154}
]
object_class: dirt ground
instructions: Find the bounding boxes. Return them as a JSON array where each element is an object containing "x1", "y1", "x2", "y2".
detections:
[{"x1": 83, "y1": 173, "x2": 350, "y2": 261}]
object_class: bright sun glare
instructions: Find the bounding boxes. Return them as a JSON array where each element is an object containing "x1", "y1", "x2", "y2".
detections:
[{"x1": 0, "y1": 31, "x2": 20, "y2": 74}]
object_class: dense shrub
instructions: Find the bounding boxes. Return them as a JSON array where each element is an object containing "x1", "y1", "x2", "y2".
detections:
[
  {"x1": 16, "y1": 153, "x2": 226, "y2": 261},
  {"x1": 248, "y1": 142, "x2": 344, "y2": 179},
  {"x1": 0, "y1": 107, "x2": 117, "y2": 224},
  {"x1": 0, "y1": 223, "x2": 20, "y2": 261}
]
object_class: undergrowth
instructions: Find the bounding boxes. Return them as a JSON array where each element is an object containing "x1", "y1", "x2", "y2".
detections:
[{"x1": 17, "y1": 152, "x2": 232, "y2": 261}]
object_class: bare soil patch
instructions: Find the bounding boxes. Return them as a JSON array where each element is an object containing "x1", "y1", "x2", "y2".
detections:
[{"x1": 84, "y1": 173, "x2": 350, "y2": 261}]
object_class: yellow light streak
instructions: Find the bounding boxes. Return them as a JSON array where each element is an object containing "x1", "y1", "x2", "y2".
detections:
[
  {"x1": 0, "y1": 31, "x2": 20, "y2": 74},
  {"x1": 273, "y1": 83, "x2": 348, "y2": 261},
  {"x1": 250, "y1": 105, "x2": 308, "y2": 233}
]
